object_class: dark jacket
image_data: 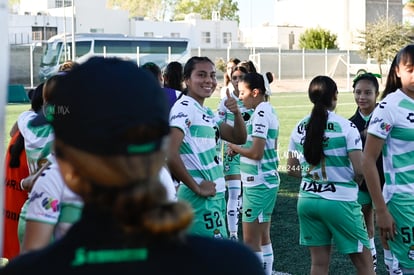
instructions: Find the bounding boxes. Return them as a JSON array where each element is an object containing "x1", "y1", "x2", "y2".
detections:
[{"x1": 349, "y1": 107, "x2": 385, "y2": 192}]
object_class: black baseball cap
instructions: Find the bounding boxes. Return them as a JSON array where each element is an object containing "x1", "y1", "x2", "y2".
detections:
[{"x1": 42, "y1": 57, "x2": 170, "y2": 156}]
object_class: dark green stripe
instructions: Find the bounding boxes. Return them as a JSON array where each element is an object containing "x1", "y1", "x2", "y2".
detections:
[
  {"x1": 390, "y1": 127, "x2": 414, "y2": 141},
  {"x1": 392, "y1": 151, "x2": 414, "y2": 169},
  {"x1": 325, "y1": 136, "x2": 346, "y2": 150},
  {"x1": 398, "y1": 98, "x2": 414, "y2": 110},
  {"x1": 189, "y1": 125, "x2": 215, "y2": 138},
  {"x1": 198, "y1": 147, "x2": 217, "y2": 166},
  {"x1": 395, "y1": 169, "x2": 414, "y2": 185},
  {"x1": 325, "y1": 155, "x2": 350, "y2": 167}
]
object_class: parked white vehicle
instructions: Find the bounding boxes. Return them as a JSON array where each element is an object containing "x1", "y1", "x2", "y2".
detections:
[
  {"x1": 39, "y1": 33, "x2": 191, "y2": 80},
  {"x1": 348, "y1": 58, "x2": 391, "y2": 76}
]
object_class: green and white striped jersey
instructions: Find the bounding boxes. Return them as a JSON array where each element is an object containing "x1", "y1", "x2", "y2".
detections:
[
  {"x1": 368, "y1": 89, "x2": 414, "y2": 203},
  {"x1": 17, "y1": 111, "x2": 54, "y2": 174},
  {"x1": 240, "y1": 102, "x2": 279, "y2": 188},
  {"x1": 289, "y1": 111, "x2": 362, "y2": 201},
  {"x1": 170, "y1": 95, "x2": 226, "y2": 193},
  {"x1": 217, "y1": 91, "x2": 253, "y2": 163}
]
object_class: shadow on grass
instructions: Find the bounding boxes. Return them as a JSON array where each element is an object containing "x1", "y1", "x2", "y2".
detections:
[{"x1": 271, "y1": 173, "x2": 387, "y2": 275}]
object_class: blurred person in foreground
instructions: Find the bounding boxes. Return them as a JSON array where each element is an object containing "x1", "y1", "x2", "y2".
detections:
[{"x1": 0, "y1": 57, "x2": 265, "y2": 275}]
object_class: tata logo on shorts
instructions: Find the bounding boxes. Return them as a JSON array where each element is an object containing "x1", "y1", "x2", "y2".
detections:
[{"x1": 302, "y1": 181, "x2": 336, "y2": 193}]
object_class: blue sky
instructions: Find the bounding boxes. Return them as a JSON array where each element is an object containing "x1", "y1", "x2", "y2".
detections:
[{"x1": 236, "y1": 0, "x2": 275, "y2": 28}]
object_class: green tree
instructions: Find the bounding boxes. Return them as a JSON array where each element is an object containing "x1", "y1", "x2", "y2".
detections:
[
  {"x1": 357, "y1": 16, "x2": 412, "y2": 75},
  {"x1": 173, "y1": 0, "x2": 239, "y2": 22},
  {"x1": 298, "y1": 27, "x2": 338, "y2": 49}
]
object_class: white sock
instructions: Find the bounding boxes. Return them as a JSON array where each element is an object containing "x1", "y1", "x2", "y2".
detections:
[
  {"x1": 226, "y1": 180, "x2": 241, "y2": 234},
  {"x1": 369, "y1": 238, "x2": 376, "y2": 256},
  {"x1": 262, "y1": 243, "x2": 274, "y2": 275},
  {"x1": 384, "y1": 249, "x2": 393, "y2": 271},
  {"x1": 255, "y1": 251, "x2": 263, "y2": 266}
]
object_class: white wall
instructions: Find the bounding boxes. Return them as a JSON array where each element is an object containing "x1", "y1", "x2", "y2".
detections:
[
  {"x1": 275, "y1": 0, "x2": 365, "y2": 50},
  {"x1": 132, "y1": 16, "x2": 239, "y2": 49},
  {"x1": 19, "y1": 0, "x2": 51, "y2": 14},
  {"x1": 74, "y1": 0, "x2": 129, "y2": 34}
]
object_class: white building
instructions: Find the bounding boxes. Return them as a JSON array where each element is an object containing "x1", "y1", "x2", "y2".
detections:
[
  {"x1": 10, "y1": 0, "x2": 239, "y2": 49},
  {"x1": 132, "y1": 13, "x2": 238, "y2": 49},
  {"x1": 9, "y1": 0, "x2": 404, "y2": 50}
]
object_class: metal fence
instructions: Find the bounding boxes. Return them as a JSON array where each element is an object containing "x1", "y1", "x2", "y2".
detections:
[
  {"x1": 11, "y1": 45, "x2": 383, "y2": 88},
  {"x1": 194, "y1": 48, "x2": 379, "y2": 76}
]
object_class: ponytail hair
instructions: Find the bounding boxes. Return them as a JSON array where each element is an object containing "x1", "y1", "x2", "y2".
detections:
[
  {"x1": 240, "y1": 72, "x2": 268, "y2": 95},
  {"x1": 303, "y1": 76, "x2": 337, "y2": 166}
]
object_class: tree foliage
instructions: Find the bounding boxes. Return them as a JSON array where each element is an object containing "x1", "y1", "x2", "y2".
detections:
[
  {"x1": 298, "y1": 27, "x2": 338, "y2": 49},
  {"x1": 357, "y1": 16, "x2": 412, "y2": 74},
  {"x1": 173, "y1": 0, "x2": 239, "y2": 22}
]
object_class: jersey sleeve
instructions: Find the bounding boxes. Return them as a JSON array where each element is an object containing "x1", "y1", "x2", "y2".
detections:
[
  {"x1": 17, "y1": 111, "x2": 36, "y2": 140},
  {"x1": 346, "y1": 121, "x2": 363, "y2": 152},
  {"x1": 367, "y1": 100, "x2": 393, "y2": 140},
  {"x1": 288, "y1": 118, "x2": 306, "y2": 153},
  {"x1": 251, "y1": 104, "x2": 270, "y2": 139},
  {"x1": 25, "y1": 165, "x2": 64, "y2": 225},
  {"x1": 169, "y1": 98, "x2": 192, "y2": 133}
]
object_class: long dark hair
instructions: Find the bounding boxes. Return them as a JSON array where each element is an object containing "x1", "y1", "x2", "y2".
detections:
[
  {"x1": 163, "y1": 61, "x2": 183, "y2": 91},
  {"x1": 304, "y1": 76, "x2": 337, "y2": 166},
  {"x1": 8, "y1": 132, "x2": 25, "y2": 168},
  {"x1": 381, "y1": 45, "x2": 414, "y2": 99}
]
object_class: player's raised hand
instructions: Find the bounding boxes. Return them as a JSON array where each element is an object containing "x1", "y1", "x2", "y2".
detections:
[{"x1": 224, "y1": 89, "x2": 239, "y2": 114}]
